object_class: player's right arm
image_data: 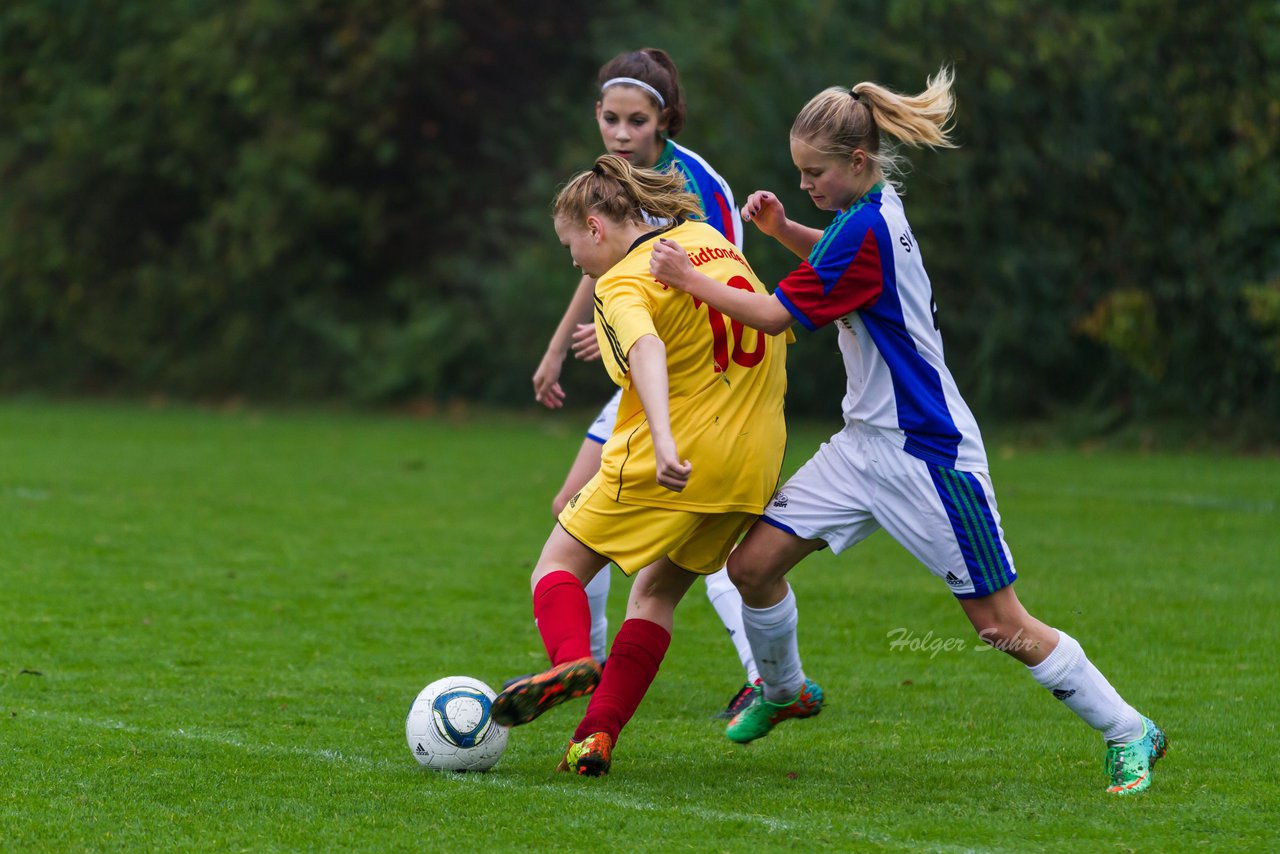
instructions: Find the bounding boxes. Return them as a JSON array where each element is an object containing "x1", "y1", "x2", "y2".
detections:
[
  {"x1": 740, "y1": 191, "x2": 823, "y2": 259},
  {"x1": 627, "y1": 334, "x2": 691, "y2": 493},
  {"x1": 533, "y1": 274, "x2": 597, "y2": 408}
]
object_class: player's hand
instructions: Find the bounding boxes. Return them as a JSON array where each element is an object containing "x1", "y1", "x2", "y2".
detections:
[
  {"x1": 533, "y1": 351, "x2": 566, "y2": 409},
  {"x1": 649, "y1": 238, "x2": 694, "y2": 291},
  {"x1": 740, "y1": 191, "x2": 785, "y2": 236},
  {"x1": 654, "y1": 440, "x2": 692, "y2": 492},
  {"x1": 570, "y1": 323, "x2": 600, "y2": 362}
]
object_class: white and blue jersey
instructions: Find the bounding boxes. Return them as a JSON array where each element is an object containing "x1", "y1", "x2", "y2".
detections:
[
  {"x1": 763, "y1": 182, "x2": 1013, "y2": 598},
  {"x1": 652, "y1": 139, "x2": 742, "y2": 250},
  {"x1": 775, "y1": 182, "x2": 987, "y2": 472}
]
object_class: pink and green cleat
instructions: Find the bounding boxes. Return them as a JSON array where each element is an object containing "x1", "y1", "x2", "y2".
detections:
[
  {"x1": 725, "y1": 678, "x2": 824, "y2": 744},
  {"x1": 1105, "y1": 715, "x2": 1168, "y2": 795}
]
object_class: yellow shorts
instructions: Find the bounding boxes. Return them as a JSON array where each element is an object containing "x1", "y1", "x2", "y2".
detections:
[{"x1": 558, "y1": 472, "x2": 756, "y2": 576}]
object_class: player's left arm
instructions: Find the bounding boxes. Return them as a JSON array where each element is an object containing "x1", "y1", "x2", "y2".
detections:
[
  {"x1": 649, "y1": 239, "x2": 795, "y2": 335},
  {"x1": 627, "y1": 334, "x2": 691, "y2": 493}
]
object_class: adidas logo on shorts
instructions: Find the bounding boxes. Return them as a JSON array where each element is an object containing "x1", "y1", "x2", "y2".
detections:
[{"x1": 944, "y1": 571, "x2": 964, "y2": 587}]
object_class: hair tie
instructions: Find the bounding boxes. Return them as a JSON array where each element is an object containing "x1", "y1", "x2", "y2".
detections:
[
  {"x1": 591, "y1": 163, "x2": 606, "y2": 177},
  {"x1": 850, "y1": 89, "x2": 861, "y2": 102},
  {"x1": 602, "y1": 77, "x2": 666, "y2": 108}
]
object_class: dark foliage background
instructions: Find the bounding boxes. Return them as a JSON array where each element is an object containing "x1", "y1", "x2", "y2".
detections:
[{"x1": 2, "y1": 1, "x2": 1277, "y2": 430}]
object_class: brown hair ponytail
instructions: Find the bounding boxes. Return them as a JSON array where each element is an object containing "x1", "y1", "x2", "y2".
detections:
[{"x1": 554, "y1": 154, "x2": 703, "y2": 225}]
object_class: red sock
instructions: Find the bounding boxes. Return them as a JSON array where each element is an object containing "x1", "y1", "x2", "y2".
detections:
[
  {"x1": 532, "y1": 571, "x2": 593, "y2": 665},
  {"x1": 574, "y1": 618, "x2": 670, "y2": 743}
]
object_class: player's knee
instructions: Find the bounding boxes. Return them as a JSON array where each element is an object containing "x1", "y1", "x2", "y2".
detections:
[
  {"x1": 627, "y1": 580, "x2": 677, "y2": 621},
  {"x1": 726, "y1": 552, "x2": 768, "y2": 594}
]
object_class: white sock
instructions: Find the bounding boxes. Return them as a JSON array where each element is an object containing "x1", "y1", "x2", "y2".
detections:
[
  {"x1": 1028, "y1": 630, "x2": 1144, "y2": 744},
  {"x1": 741, "y1": 585, "x2": 804, "y2": 702},
  {"x1": 704, "y1": 567, "x2": 759, "y2": 683},
  {"x1": 583, "y1": 570, "x2": 610, "y2": 662}
]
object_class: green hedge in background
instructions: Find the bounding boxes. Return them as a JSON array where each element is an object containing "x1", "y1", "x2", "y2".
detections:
[
  {"x1": 0, "y1": 0, "x2": 600, "y2": 402},
  {"x1": 2, "y1": 0, "x2": 1277, "y2": 429}
]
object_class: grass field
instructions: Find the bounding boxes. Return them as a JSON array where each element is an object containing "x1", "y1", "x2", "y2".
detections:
[{"x1": 2, "y1": 400, "x2": 1277, "y2": 851}]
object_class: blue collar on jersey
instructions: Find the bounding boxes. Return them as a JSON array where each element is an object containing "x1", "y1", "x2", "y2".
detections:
[{"x1": 837, "y1": 180, "x2": 886, "y2": 216}]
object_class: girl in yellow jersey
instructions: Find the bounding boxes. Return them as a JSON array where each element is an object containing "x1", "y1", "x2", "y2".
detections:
[
  {"x1": 493, "y1": 154, "x2": 788, "y2": 776},
  {"x1": 533, "y1": 49, "x2": 761, "y2": 716}
]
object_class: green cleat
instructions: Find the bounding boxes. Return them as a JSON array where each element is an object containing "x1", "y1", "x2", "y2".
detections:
[
  {"x1": 556, "y1": 731, "x2": 614, "y2": 776},
  {"x1": 1105, "y1": 715, "x2": 1168, "y2": 795},
  {"x1": 725, "y1": 678, "x2": 824, "y2": 744}
]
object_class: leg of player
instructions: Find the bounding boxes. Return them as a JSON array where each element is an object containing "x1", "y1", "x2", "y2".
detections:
[
  {"x1": 703, "y1": 564, "x2": 761, "y2": 718},
  {"x1": 552, "y1": 436, "x2": 612, "y2": 663},
  {"x1": 559, "y1": 556, "x2": 699, "y2": 776},
  {"x1": 722, "y1": 523, "x2": 827, "y2": 744},
  {"x1": 583, "y1": 570, "x2": 611, "y2": 664},
  {"x1": 959, "y1": 586, "x2": 1168, "y2": 795},
  {"x1": 551, "y1": 438, "x2": 606, "y2": 518},
  {"x1": 492, "y1": 525, "x2": 610, "y2": 728}
]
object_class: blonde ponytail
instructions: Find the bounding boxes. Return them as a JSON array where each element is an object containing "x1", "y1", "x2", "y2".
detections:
[{"x1": 792, "y1": 65, "x2": 957, "y2": 188}]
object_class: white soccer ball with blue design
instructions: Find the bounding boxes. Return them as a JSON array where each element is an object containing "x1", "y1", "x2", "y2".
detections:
[{"x1": 406, "y1": 676, "x2": 508, "y2": 772}]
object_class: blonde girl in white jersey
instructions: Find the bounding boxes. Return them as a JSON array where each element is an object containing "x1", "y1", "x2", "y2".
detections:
[{"x1": 651, "y1": 65, "x2": 1167, "y2": 796}]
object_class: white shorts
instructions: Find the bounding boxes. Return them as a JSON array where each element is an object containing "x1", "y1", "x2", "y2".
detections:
[
  {"x1": 585, "y1": 389, "x2": 623, "y2": 445},
  {"x1": 762, "y1": 424, "x2": 1017, "y2": 599}
]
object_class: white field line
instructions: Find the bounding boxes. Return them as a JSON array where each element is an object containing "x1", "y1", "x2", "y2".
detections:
[
  {"x1": 19, "y1": 708, "x2": 1003, "y2": 853},
  {"x1": 467, "y1": 773, "x2": 798, "y2": 833},
  {"x1": 24, "y1": 708, "x2": 401, "y2": 771}
]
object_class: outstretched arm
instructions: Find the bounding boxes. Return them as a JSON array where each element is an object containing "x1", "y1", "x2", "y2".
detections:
[
  {"x1": 627, "y1": 334, "x2": 691, "y2": 493},
  {"x1": 650, "y1": 239, "x2": 796, "y2": 336},
  {"x1": 533, "y1": 274, "x2": 597, "y2": 408}
]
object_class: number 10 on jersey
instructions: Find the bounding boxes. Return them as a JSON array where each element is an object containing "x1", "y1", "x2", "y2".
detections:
[{"x1": 693, "y1": 275, "x2": 766, "y2": 373}]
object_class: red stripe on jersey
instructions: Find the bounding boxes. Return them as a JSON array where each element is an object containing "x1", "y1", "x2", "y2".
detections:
[
  {"x1": 714, "y1": 192, "x2": 735, "y2": 246},
  {"x1": 778, "y1": 226, "x2": 884, "y2": 329}
]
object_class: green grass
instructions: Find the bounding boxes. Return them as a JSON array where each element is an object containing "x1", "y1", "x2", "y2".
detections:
[{"x1": 1, "y1": 400, "x2": 1277, "y2": 852}]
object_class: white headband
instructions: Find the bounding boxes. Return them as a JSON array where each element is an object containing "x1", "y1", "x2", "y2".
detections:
[{"x1": 601, "y1": 77, "x2": 666, "y2": 108}]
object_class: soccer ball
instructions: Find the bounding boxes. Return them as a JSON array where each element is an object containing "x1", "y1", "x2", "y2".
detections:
[{"x1": 405, "y1": 676, "x2": 509, "y2": 772}]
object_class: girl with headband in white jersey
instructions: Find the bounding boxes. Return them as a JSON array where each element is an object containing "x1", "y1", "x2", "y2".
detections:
[
  {"x1": 531, "y1": 48, "x2": 759, "y2": 719},
  {"x1": 650, "y1": 65, "x2": 1167, "y2": 796}
]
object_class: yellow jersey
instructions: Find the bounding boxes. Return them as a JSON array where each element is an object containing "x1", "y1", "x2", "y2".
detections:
[{"x1": 593, "y1": 219, "x2": 788, "y2": 513}]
